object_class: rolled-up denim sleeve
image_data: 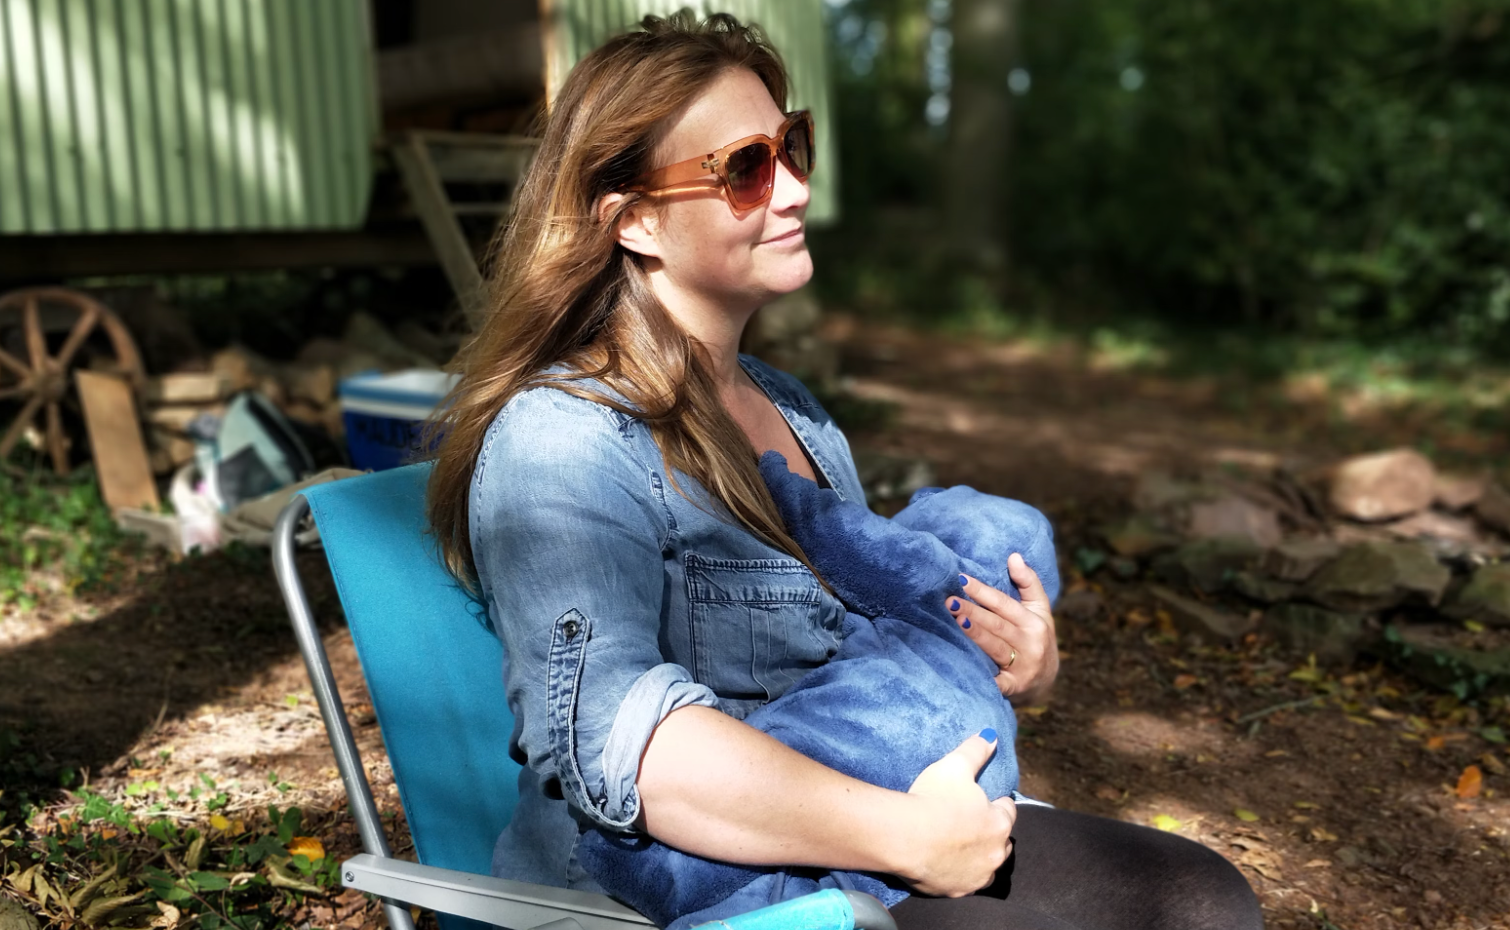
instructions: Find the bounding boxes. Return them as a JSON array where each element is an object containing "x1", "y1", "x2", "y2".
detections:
[{"x1": 470, "y1": 389, "x2": 718, "y2": 831}]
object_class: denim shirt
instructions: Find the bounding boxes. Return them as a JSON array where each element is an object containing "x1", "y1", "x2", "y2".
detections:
[{"x1": 470, "y1": 355, "x2": 866, "y2": 891}]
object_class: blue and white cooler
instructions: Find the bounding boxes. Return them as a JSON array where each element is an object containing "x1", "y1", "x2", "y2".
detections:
[{"x1": 338, "y1": 369, "x2": 460, "y2": 471}]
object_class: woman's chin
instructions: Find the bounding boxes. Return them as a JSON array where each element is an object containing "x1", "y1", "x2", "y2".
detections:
[{"x1": 762, "y1": 252, "x2": 814, "y2": 296}]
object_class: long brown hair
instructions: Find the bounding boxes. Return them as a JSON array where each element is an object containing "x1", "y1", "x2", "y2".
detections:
[{"x1": 427, "y1": 10, "x2": 819, "y2": 587}]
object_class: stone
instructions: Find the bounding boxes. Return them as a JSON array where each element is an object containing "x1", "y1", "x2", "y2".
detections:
[
  {"x1": 1435, "y1": 471, "x2": 1489, "y2": 511},
  {"x1": 1301, "y1": 541, "x2": 1451, "y2": 612},
  {"x1": 1262, "y1": 603, "x2": 1369, "y2": 664},
  {"x1": 1152, "y1": 537, "x2": 1264, "y2": 594},
  {"x1": 1185, "y1": 496, "x2": 1283, "y2": 548},
  {"x1": 1232, "y1": 571, "x2": 1299, "y2": 604},
  {"x1": 1382, "y1": 510, "x2": 1496, "y2": 558},
  {"x1": 1473, "y1": 482, "x2": 1510, "y2": 537},
  {"x1": 1328, "y1": 448, "x2": 1436, "y2": 522},
  {"x1": 1149, "y1": 585, "x2": 1256, "y2": 642},
  {"x1": 0, "y1": 898, "x2": 40, "y2": 930},
  {"x1": 1261, "y1": 537, "x2": 1342, "y2": 582},
  {"x1": 1098, "y1": 515, "x2": 1180, "y2": 558},
  {"x1": 1379, "y1": 623, "x2": 1510, "y2": 697},
  {"x1": 1442, "y1": 562, "x2": 1510, "y2": 628}
]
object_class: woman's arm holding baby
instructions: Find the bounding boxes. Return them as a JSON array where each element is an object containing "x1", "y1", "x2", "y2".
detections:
[
  {"x1": 950, "y1": 553, "x2": 1060, "y2": 705},
  {"x1": 637, "y1": 705, "x2": 1018, "y2": 898}
]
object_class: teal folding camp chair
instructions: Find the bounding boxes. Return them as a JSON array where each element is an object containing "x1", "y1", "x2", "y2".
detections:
[{"x1": 271, "y1": 463, "x2": 896, "y2": 930}]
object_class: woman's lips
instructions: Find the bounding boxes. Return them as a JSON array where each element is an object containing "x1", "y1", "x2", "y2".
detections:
[{"x1": 763, "y1": 228, "x2": 805, "y2": 244}]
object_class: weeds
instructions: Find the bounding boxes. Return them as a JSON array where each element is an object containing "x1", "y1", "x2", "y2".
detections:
[{"x1": 0, "y1": 467, "x2": 139, "y2": 609}]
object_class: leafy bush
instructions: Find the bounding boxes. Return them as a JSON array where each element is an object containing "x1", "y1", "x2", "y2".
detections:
[{"x1": 1011, "y1": 0, "x2": 1510, "y2": 342}]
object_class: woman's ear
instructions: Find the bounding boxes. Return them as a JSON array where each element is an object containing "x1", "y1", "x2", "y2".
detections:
[{"x1": 597, "y1": 192, "x2": 661, "y2": 259}]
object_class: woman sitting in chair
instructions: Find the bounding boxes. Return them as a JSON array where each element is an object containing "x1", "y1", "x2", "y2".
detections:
[{"x1": 426, "y1": 12, "x2": 1262, "y2": 930}]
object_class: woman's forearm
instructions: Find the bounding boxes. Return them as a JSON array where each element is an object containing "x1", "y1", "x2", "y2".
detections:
[{"x1": 635, "y1": 705, "x2": 913, "y2": 876}]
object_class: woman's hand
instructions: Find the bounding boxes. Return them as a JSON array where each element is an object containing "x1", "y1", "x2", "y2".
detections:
[
  {"x1": 950, "y1": 553, "x2": 1059, "y2": 705},
  {"x1": 896, "y1": 729, "x2": 1018, "y2": 897}
]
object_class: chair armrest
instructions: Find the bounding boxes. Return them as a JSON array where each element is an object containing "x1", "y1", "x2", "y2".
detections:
[
  {"x1": 342, "y1": 855, "x2": 895, "y2": 930},
  {"x1": 342, "y1": 854, "x2": 652, "y2": 930}
]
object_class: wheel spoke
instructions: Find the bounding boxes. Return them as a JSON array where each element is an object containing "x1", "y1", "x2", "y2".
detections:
[
  {"x1": 53, "y1": 301, "x2": 100, "y2": 372},
  {"x1": 23, "y1": 295, "x2": 47, "y2": 370},
  {"x1": 0, "y1": 345, "x2": 29, "y2": 379},
  {"x1": 0, "y1": 394, "x2": 43, "y2": 460},
  {"x1": 46, "y1": 401, "x2": 68, "y2": 474},
  {"x1": 0, "y1": 385, "x2": 28, "y2": 402}
]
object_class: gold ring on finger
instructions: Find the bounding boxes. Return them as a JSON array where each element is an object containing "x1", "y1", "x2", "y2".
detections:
[{"x1": 1007, "y1": 647, "x2": 1018, "y2": 669}]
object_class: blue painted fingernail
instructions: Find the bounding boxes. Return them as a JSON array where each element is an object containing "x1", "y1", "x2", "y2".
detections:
[
  {"x1": 962, "y1": 618, "x2": 971, "y2": 629},
  {"x1": 979, "y1": 727, "x2": 998, "y2": 743},
  {"x1": 949, "y1": 598, "x2": 961, "y2": 612},
  {"x1": 959, "y1": 574, "x2": 969, "y2": 587}
]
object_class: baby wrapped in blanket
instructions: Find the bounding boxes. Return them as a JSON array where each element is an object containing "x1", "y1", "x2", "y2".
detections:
[{"x1": 577, "y1": 452, "x2": 1061, "y2": 929}]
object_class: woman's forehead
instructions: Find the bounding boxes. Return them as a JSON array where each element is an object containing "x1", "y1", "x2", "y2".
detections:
[{"x1": 657, "y1": 69, "x2": 784, "y2": 161}]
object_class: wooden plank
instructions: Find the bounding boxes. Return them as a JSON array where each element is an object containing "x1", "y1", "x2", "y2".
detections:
[
  {"x1": 75, "y1": 369, "x2": 160, "y2": 513},
  {"x1": 392, "y1": 132, "x2": 486, "y2": 324}
]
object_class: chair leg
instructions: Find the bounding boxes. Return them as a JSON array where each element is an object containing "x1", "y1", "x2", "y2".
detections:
[{"x1": 273, "y1": 496, "x2": 417, "y2": 930}]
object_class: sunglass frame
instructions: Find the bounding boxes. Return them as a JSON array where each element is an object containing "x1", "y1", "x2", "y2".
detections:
[{"x1": 628, "y1": 110, "x2": 815, "y2": 211}]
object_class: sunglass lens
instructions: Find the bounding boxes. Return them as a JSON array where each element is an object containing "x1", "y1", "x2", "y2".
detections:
[
  {"x1": 783, "y1": 121, "x2": 813, "y2": 178},
  {"x1": 725, "y1": 143, "x2": 774, "y2": 207}
]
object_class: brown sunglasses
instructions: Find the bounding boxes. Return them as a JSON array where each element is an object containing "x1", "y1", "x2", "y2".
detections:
[{"x1": 627, "y1": 111, "x2": 815, "y2": 212}]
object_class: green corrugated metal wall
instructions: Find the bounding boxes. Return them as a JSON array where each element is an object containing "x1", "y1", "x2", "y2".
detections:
[
  {"x1": 543, "y1": 0, "x2": 838, "y2": 224},
  {"x1": 0, "y1": 0, "x2": 376, "y2": 235}
]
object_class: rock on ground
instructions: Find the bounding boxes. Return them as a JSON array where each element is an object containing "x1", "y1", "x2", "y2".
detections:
[
  {"x1": 1444, "y1": 563, "x2": 1510, "y2": 629},
  {"x1": 1328, "y1": 448, "x2": 1436, "y2": 522},
  {"x1": 1263, "y1": 603, "x2": 1369, "y2": 665},
  {"x1": 1261, "y1": 537, "x2": 1341, "y2": 582},
  {"x1": 1153, "y1": 537, "x2": 1264, "y2": 594},
  {"x1": 1301, "y1": 540, "x2": 1451, "y2": 612},
  {"x1": 1185, "y1": 496, "x2": 1283, "y2": 548},
  {"x1": 1149, "y1": 584, "x2": 1256, "y2": 642}
]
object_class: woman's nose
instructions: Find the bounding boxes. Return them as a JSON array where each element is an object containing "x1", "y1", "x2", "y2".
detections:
[{"x1": 769, "y1": 155, "x2": 811, "y2": 213}]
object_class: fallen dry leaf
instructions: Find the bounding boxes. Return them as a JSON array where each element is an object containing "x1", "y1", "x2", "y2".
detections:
[
  {"x1": 1094, "y1": 785, "x2": 1123, "y2": 801},
  {"x1": 1482, "y1": 753, "x2": 1507, "y2": 776},
  {"x1": 1173, "y1": 674, "x2": 1199, "y2": 689},
  {"x1": 1426, "y1": 735, "x2": 1447, "y2": 751},
  {"x1": 1456, "y1": 765, "x2": 1483, "y2": 800},
  {"x1": 1233, "y1": 808, "x2": 1260, "y2": 822},
  {"x1": 1152, "y1": 814, "x2": 1183, "y2": 832},
  {"x1": 286, "y1": 836, "x2": 327, "y2": 861}
]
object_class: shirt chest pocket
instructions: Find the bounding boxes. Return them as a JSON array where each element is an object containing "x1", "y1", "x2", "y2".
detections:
[{"x1": 684, "y1": 553, "x2": 840, "y2": 705}]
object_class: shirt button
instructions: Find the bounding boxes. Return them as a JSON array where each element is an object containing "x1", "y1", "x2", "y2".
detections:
[{"x1": 563, "y1": 619, "x2": 580, "y2": 640}]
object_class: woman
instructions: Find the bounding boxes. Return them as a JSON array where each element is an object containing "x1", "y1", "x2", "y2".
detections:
[{"x1": 427, "y1": 12, "x2": 1262, "y2": 930}]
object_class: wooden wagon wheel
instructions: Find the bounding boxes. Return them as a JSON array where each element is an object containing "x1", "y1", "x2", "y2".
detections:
[{"x1": 0, "y1": 287, "x2": 145, "y2": 474}]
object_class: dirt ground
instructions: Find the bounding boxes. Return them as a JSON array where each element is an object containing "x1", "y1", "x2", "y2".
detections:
[{"x1": 4, "y1": 318, "x2": 1509, "y2": 930}]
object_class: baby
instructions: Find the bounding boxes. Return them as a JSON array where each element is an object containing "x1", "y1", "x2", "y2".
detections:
[{"x1": 577, "y1": 452, "x2": 1061, "y2": 929}]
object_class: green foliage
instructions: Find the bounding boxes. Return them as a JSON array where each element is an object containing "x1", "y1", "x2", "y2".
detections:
[
  {"x1": 0, "y1": 467, "x2": 137, "y2": 607},
  {"x1": 1011, "y1": 0, "x2": 1510, "y2": 342},
  {"x1": 815, "y1": 0, "x2": 1510, "y2": 349}
]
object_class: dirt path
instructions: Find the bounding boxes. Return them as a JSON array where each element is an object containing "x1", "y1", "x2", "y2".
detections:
[{"x1": 4, "y1": 320, "x2": 1508, "y2": 930}]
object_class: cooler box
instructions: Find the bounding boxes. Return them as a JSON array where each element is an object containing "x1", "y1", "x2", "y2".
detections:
[{"x1": 339, "y1": 369, "x2": 460, "y2": 471}]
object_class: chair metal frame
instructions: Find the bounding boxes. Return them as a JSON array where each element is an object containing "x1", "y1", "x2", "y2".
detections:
[{"x1": 271, "y1": 493, "x2": 897, "y2": 930}]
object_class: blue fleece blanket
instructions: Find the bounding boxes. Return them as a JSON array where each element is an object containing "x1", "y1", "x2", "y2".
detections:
[{"x1": 577, "y1": 452, "x2": 1061, "y2": 929}]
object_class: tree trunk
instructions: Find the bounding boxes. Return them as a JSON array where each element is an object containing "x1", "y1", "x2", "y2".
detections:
[{"x1": 946, "y1": 0, "x2": 1016, "y2": 273}]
